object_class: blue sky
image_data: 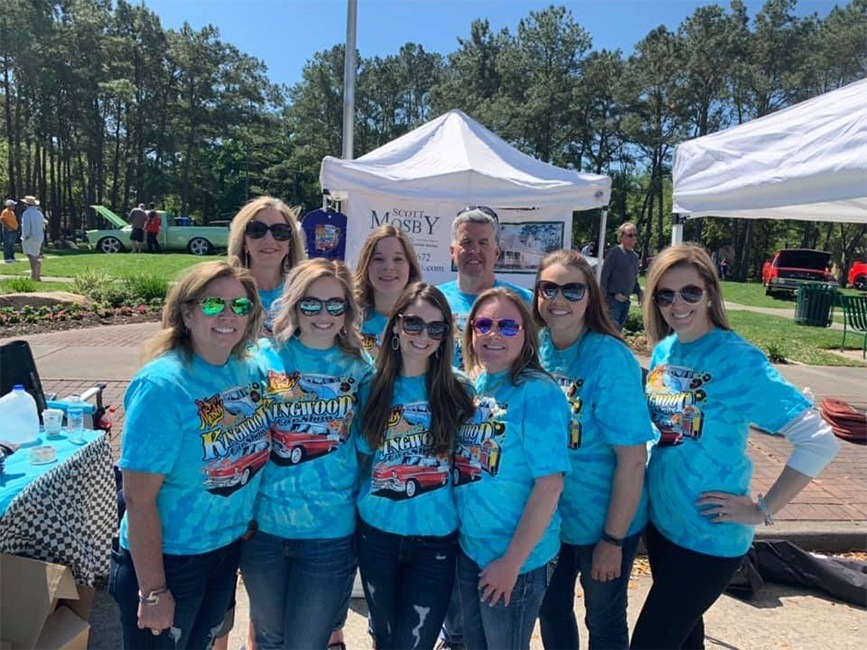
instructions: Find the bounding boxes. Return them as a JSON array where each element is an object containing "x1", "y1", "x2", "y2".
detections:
[{"x1": 142, "y1": 0, "x2": 842, "y2": 88}]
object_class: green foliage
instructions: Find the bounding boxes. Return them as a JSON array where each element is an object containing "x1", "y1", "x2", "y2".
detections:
[
  {"x1": 122, "y1": 274, "x2": 169, "y2": 302},
  {"x1": 765, "y1": 342, "x2": 788, "y2": 364},
  {"x1": 1, "y1": 277, "x2": 37, "y2": 293},
  {"x1": 623, "y1": 308, "x2": 645, "y2": 334},
  {"x1": 71, "y1": 267, "x2": 168, "y2": 306}
]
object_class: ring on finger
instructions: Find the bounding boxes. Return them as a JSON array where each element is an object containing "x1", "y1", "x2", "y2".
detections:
[{"x1": 151, "y1": 629, "x2": 161, "y2": 636}]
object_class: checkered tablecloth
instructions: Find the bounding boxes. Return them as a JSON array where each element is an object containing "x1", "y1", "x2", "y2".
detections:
[{"x1": 0, "y1": 434, "x2": 117, "y2": 586}]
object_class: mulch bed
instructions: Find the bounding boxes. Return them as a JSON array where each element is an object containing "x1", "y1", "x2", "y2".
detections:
[{"x1": 0, "y1": 311, "x2": 161, "y2": 338}]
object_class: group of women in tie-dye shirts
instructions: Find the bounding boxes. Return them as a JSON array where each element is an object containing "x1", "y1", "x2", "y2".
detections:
[{"x1": 111, "y1": 196, "x2": 839, "y2": 650}]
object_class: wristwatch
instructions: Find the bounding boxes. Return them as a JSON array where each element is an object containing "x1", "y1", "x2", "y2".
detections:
[
  {"x1": 138, "y1": 586, "x2": 169, "y2": 606},
  {"x1": 600, "y1": 531, "x2": 624, "y2": 547}
]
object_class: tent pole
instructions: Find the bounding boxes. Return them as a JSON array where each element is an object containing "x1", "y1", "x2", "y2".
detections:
[
  {"x1": 671, "y1": 213, "x2": 685, "y2": 246},
  {"x1": 342, "y1": 0, "x2": 358, "y2": 160},
  {"x1": 596, "y1": 206, "x2": 608, "y2": 280}
]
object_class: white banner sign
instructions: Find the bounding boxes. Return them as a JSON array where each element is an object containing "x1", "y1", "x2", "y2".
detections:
[{"x1": 343, "y1": 192, "x2": 573, "y2": 288}]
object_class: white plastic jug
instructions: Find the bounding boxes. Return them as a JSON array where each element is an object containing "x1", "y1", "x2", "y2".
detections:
[{"x1": 0, "y1": 385, "x2": 40, "y2": 444}]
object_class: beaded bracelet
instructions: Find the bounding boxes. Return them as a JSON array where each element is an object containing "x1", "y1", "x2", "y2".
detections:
[{"x1": 756, "y1": 493, "x2": 775, "y2": 526}]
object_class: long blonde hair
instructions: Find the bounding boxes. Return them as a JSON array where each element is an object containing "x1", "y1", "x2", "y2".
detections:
[
  {"x1": 141, "y1": 261, "x2": 262, "y2": 363},
  {"x1": 272, "y1": 258, "x2": 364, "y2": 358},
  {"x1": 227, "y1": 196, "x2": 307, "y2": 273},
  {"x1": 642, "y1": 244, "x2": 730, "y2": 344}
]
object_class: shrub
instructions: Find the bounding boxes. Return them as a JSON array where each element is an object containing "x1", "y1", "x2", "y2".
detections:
[
  {"x1": 2, "y1": 277, "x2": 36, "y2": 293},
  {"x1": 623, "y1": 308, "x2": 645, "y2": 334},
  {"x1": 123, "y1": 274, "x2": 169, "y2": 303},
  {"x1": 766, "y1": 342, "x2": 788, "y2": 364}
]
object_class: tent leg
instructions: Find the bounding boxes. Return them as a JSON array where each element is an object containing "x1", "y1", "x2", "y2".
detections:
[{"x1": 596, "y1": 207, "x2": 608, "y2": 281}]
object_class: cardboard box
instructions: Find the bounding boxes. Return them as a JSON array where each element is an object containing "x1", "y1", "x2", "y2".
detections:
[{"x1": 0, "y1": 554, "x2": 91, "y2": 649}]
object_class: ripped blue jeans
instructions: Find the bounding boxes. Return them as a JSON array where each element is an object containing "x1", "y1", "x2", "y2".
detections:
[
  {"x1": 357, "y1": 518, "x2": 458, "y2": 649},
  {"x1": 110, "y1": 539, "x2": 241, "y2": 649}
]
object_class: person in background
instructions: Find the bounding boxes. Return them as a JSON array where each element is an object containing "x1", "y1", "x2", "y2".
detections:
[
  {"x1": 533, "y1": 250, "x2": 654, "y2": 650},
  {"x1": 110, "y1": 260, "x2": 269, "y2": 649},
  {"x1": 630, "y1": 244, "x2": 839, "y2": 649},
  {"x1": 456, "y1": 287, "x2": 571, "y2": 650},
  {"x1": 241, "y1": 258, "x2": 372, "y2": 650},
  {"x1": 128, "y1": 203, "x2": 148, "y2": 253},
  {"x1": 357, "y1": 282, "x2": 474, "y2": 648},
  {"x1": 600, "y1": 222, "x2": 643, "y2": 331},
  {"x1": 354, "y1": 224, "x2": 423, "y2": 358},
  {"x1": 145, "y1": 210, "x2": 162, "y2": 254},
  {"x1": 227, "y1": 196, "x2": 307, "y2": 336},
  {"x1": 20, "y1": 195, "x2": 44, "y2": 281},
  {"x1": 1, "y1": 199, "x2": 18, "y2": 263}
]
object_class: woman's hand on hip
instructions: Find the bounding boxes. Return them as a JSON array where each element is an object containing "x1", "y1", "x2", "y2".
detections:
[
  {"x1": 479, "y1": 555, "x2": 521, "y2": 607},
  {"x1": 697, "y1": 491, "x2": 763, "y2": 526}
]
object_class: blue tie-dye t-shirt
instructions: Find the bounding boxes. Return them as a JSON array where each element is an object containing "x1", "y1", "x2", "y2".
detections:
[
  {"x1": 119, "y1": 349, "x2": 271, "y2": 555},
  {"x1": 360, "y1": 310, "x2": 389, "y2": 360},
  {"x1": 437, "y1": 280, "x2": 533, "y2": 370},
  {"x1": 645, "y1": 328, "x2": 810, "y2": 557},
  {"x1": 357, "y1": 375, "x2": 459, "y2": 536},
  {"x1": 255, "y1": 337, "x2": 373, "y2": 539},
  {"x1": 454, "y1": 370, "x2": 571, "y2": 573},
  {"x1": 258, "y1": 286, "x2": 284, "y2": 336},
  {"x1": 539, "y1": 328, "x2": 655, "y2": 545}
]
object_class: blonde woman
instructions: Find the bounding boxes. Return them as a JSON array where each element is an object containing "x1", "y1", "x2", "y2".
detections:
[{"x1": 111, "y1": 261, "x2": 269, "y2": 649}]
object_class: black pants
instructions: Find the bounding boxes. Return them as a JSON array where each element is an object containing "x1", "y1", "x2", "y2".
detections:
[
  {"x1": 146, "y1": 232, "x2": 161, "y2": 253},
  {"x1": 630, "y1": 524, "x2": 743, "y2": 649}
]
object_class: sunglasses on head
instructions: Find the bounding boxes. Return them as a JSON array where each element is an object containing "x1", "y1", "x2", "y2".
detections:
[
  {"x1": 471, "y1": 317, "x2": 522, "y2": 337},
  {"x1": 197, "y1": 297, "x2": 253, "y2": 317},
  {"x1": 653, "y1": 285, "x2": 705, "y2": 307},
  {"x1": 245, "y1": 220, "x2": 294, "y2": 241},
  {"x1": 399, "y1": 314, "x2": 450, "y2": 341},
  {"x1": 457, "y1": 205, "x2": 499, "y2": 222},
  {"x1": 537, "y1": 281, "x2": 587, "y2": 302},
  {"x1": 298, "y1": 297, "x2": 348, "y2": 317}
]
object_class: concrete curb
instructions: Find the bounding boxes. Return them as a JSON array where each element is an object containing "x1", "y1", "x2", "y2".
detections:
[{"x1": 754, "y1": 520, "x2": 867, "y2": 552}]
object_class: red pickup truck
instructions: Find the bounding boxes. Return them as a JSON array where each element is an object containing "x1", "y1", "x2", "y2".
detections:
[
  {"x1": 762, "y1": 249, "x2": 835, "y2": 296},
  {"x1": 847, "y1": 261, "x2": 867, "y2": 290}
]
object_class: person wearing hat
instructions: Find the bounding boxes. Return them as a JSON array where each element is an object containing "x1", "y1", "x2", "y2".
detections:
[
  {"x1": 1, "y1": 199, "x2": 18, "y2": 263},
  {"x1": 20, "y1": 195, "x2": 44, "y2": 281}
]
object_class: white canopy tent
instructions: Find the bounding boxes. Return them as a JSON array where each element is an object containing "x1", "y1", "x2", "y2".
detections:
[
  {"x1": 319, "y1": 109, "x2": 611, "y2": 286},
  {"x1": 672, "y1": 78, "x2": 867, "y2": 244}
]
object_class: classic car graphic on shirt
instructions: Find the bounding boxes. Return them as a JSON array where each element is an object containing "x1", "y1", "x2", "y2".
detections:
[
  {"x1": 204, "y1": 437, "x2": 270, "y2": 495},
  {"x1": 455, "y1": 396, "x2": 506, "y2": 484},
  {"x1": 371, "y1": 454, "x2": 450, "y2": 499},
  {"x1": 645, "y1": 364, "x2": 709, "y2": 447},
  {"x1": 553, "y1": 374, "x2": 584, "y2": 449},
  {"x1": 266, "y1": 370, "x2": 359, "y2": 466}
]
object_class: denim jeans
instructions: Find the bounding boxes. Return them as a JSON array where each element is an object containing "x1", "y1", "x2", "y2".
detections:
[
  {"x1": 2, "y1": 228, "x2": 15, "y2": 261},
  {"x1": 239, "y1": 530, "x2": 356, "y2": 650},
  {"x1": 109, "y1": 540, "x2": 241, "y2": 650},
  {"x1": 605, "y1": 294, "x2": 631, "y2": 331},
  {"x1": 357, "y1": 518, "x2": 458, "y2": 649},
  {"x1": 539, "y1": 533, "x2": 642, "y2": 649},
  {"x1": 439, "y1": 579, "x2": 465, "y2": 648},
  {"x1": 457, "y1": 549, "x2": 555, "y2": 650},
  {"x1": 630, "y1": 524, "x2": 743, "y2": 649}
]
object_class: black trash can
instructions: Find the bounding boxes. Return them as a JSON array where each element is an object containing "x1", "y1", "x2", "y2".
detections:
[{"x1": 794, "y1": 283, "x2": 837, "y2": 327}]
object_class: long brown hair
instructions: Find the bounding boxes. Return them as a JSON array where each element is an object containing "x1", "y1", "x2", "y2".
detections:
[
  {"x1": 227, "y1": 196, "x2": 307, "y2": 274},
  {"x1": 532, "y1": 249, "x2": 623, "y2": 342},
  {"x1": 272, "y1": 258, "x2": 364, "y2": 359},
  {"x1": 642, "y1": 244, "x2": 730, "y2": 344},
  {"x1": 463, "y1": 287, "x2": 547, "y2": 385},
  {"x1": 141, "y1": 261, "x2": 262, "y2": 364},
  {"x1": 362, "y1": 282, "x2": 474, "y2": 455},
  {"x1": 354, "y1": 225, "x2": 423, "y2": 316}
]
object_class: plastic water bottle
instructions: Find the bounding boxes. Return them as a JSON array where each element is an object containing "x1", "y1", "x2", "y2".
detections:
[
  {"x1": 0, "y1": 385, "x2": 40, "y2": 444},
  {"x1": 67, "y1": 394, "x2": 85, "y2": 443}
]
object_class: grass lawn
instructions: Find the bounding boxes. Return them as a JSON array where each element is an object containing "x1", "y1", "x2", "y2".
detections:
[
  {"x1": 726, "y1": 310, "x2": 864, "y2": 367},
  {"x1": 0, "y1": 249, "x2": 206, "y2": 281},
  {"x1": 719, "y1": 280, "x2": 864, "y2": 309},
  {"x1": 0, "y1": 279, "x2": 71, "y2": 294}
]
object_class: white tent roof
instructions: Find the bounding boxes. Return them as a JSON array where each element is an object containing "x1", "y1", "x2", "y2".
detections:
[
  {"x1": 320, "y1": 109, "x2": 611, "y2": 208},
  {"x1": 673, "y1": 78, "x2": 867, "y2": 224}
]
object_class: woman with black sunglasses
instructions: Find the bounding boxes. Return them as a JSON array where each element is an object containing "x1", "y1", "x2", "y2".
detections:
[
  {"x1": 456, "y1": 287, "x2": 571, "y2": 650},
  {"x1": 227, "y1": 196, "x2": 307, "y2": 335},
  {"x1": 356, "y1": 282, "x2": 474, "y2": 649},
  {"x1": 631, "y1": 244, "x2": 838, "y2": 649},
  {"x1": 530, "y1": 250, "x2": 654, "y2": 650},
  {"x1": 111, "y1": 261, "x2": 270, "y2": 649},
  {"x1": 240, "y1": 258, "x2": 374, "y2": 649}
]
